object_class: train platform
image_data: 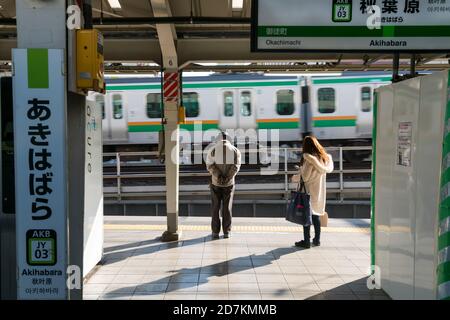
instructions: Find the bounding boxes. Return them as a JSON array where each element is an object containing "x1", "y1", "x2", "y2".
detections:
[{"x1": 83, "y1": 217, "x2": 390, "y2": 300}]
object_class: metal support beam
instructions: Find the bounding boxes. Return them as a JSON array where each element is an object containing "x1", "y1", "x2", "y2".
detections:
[
  {"x1": 417, "y1": 54, "x2": 447, "y2": 65},
  {"x1": 392, "y1": 52, "x2": 400, "y2": 82},
  {"x1": 410, "y1": 54, "x2": 416, "y2": 76},
  {"x1": 82, "y1": 0, "x2": 93, "y2": 29},
  {"x1": 363, "y1": 54, "x2": 388, "y2": 66},
  {"x1": 2, "y1": 36, "x2": 449, "y2": 71},
  {"x1": 0, "y1": 16, "x2": 252, "y2": 26},
  {"x1": 103, "y1": 38, "x2": 162, "y2": 64},
  {"x1": 151, "y1": 0, "x2": 181, "y2": 242}
]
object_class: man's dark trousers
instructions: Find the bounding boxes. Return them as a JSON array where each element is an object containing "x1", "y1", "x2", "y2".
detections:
[{"x1": 210, "y1": 184, "x2": 235, "y2": 234}]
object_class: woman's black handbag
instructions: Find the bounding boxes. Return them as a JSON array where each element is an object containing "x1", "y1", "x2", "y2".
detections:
[{"x1": 286, "y1": 177, "x2": 312, "y2": 226}]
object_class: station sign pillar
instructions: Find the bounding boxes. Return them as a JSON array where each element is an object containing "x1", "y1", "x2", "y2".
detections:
[
  {"x1": 13, "y1": 48, "x2": 69, "y2": 300},
  {"x1": 12, "y1": 0, "x2": 102, "y2": 300}
]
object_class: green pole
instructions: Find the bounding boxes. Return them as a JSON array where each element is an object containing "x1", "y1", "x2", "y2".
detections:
[
  {"x1": 437, "y1": 71, "x2": 450, "y2": 300},
  {"x1": 370, "y1": 91, "x2": 378, "y2": 270}
]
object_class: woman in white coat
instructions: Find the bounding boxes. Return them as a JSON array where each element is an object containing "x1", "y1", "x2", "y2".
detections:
[{"x1": 292, "y1": 136, "x2": 334, "y2": 248}]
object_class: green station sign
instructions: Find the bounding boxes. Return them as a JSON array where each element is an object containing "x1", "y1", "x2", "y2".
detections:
[{"x1": 251, "y1": 0, "x2": 450, "y2": 52}]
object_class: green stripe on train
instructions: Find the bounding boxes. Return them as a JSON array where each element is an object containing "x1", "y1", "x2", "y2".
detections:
[
  {"x1": 129, "y1": 123, "x2": 219, "y2": 132},
  {"x1": 107, "y1": 81, "x2": 299, "y2": 91},
  {"x1": 257, "y1": 122, "x2": 299, "y2": 129},
  {"x1": 108, "y1": 84, "x2": 161, "y2": 91},
  {"x1": 314, "y1": 119, "x2": 356, "y2": 127},
  {"x1": 312, "y1": 77, "x2": 391, "y2": 85},
  {"x1": 129, "y1": 125, "x2": 162, "y2": 132},
  {"x1": 107, "y1": 78, "x2": 393, "y2": 91},
  {"x1": 128, "y1": 119, "x2": 355, "y2": 132},
  {"x1": 181, "y1": 123, "x2": 219, "y2": 130}
]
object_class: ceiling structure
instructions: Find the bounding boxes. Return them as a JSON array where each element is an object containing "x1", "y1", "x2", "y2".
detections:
[{"x1": 0, "y1": 0, "x2": 449, "y2": 74}]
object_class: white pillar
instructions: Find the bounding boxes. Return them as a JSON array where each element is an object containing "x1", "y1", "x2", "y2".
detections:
[
  {"x1": 14, "y1": 0, "x2": 86, "y2": 299},
  {"x1": 151, "y1": 0, "x2": 181, "y2": 241},
  {"x1": 162, "y1": 90, "x2": 180, "y2": 241}
]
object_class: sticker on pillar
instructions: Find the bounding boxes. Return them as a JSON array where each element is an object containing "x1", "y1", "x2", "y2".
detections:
[
  {"x1": 397, "y1": 121, "x2": 412, "y2": 167},
  {"x1": 26, "y1": 229, "x2": 57, "y2": 266},
  {"x1": 163, "y1": 72, "x2": 179, "y2": 102}
]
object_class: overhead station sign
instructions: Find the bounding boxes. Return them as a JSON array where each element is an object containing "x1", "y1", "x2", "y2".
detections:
[{"x1": 251, "y1": 0, "x2": 450, "y2": 52}]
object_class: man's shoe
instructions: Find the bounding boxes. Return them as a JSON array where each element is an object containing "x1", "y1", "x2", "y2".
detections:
[
  {"x1": 223, "y1": 233, "x2": 230, "y2": 239},
  {"x1": 295, "y1": 240, "x2": 311, "y2": 248},
  {"x1": 312, "y1": 239, "x2": 321, "y2": 247},
  {"x1": 212, "y1": 233, "x2": 220, "y2": 239}
]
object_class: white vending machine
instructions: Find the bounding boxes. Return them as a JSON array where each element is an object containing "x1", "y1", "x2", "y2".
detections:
[{"x1": 373, "y1": 70, "x2": 450, "y2": 300}]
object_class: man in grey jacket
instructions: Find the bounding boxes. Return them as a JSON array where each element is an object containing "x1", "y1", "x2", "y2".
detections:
[{"x1": 206, "y1": 131, "x2": 241, "y2": 239}]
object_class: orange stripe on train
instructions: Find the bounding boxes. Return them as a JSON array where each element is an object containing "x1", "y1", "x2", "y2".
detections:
[
  {"x1": 257, "y1": 118, "x2": 299, "y2": 123},
  {"x1": 313, "y1": 116, "x2": 357, "y2": 121}
]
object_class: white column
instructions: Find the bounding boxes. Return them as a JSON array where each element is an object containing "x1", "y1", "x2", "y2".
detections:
[
  {"x1": 151, "y1": 0, "x2": 181, "y2": 241},
  {"x1": 15, "y1": 0, "x2": 86, "y2": 300}
]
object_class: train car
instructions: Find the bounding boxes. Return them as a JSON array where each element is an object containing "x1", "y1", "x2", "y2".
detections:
[{"x1": 90, "y1": 73, "x2": 391, "y2": 156}]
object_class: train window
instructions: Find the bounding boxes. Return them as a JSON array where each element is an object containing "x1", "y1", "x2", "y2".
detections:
[
  {"x1": 361, "y1": 87, "x2": 372, "y2": 112},
  {"x1": 112, "y1": 94, "x2": 123, "y2": 119},
  {"x1": 146, "y1": 93, "x2": 162, "y2": 118},
  {"x1": 317, "y1": 88, "x2": 335, "y2": 113},
  {"x1": 95, "y1": 95, "x2": 105, "y2": 120},
  {"x1": 240, "y1": 91, "x2": 252, "y2": 116},
  {"x1": 223, "y1": 91, "x2": 234, "y2": 117},
  {"x1": 183, "y1": 92, "x2": 199, "y2": 117},
  {"x1": 276, "y1": 89, "x2": 295, "y2": 115}
]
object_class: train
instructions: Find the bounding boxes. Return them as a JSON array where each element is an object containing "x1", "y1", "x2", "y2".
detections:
[{"x1": 90, "y1": 73, "x2": 392, "y2": 161}]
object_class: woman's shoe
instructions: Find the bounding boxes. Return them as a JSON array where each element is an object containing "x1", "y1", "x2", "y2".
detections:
[
  {"x1": 295, "y1": 240, "x2": 311, "y2": 248},
  {"x1": 212, "y1": 233, "x2": 220, "y2": 239}
]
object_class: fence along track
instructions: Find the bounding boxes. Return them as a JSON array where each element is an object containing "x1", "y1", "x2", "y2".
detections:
[{"x1": 103, "y1": 146, "x2": 372, "y2": 204}]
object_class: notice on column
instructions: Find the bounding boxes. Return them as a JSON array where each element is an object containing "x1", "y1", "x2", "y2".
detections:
[{"x1": 397, "y1": 122, "x2": 412, "y2": 167}]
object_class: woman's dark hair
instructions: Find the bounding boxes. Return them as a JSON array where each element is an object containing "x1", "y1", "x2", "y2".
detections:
[{"x1": 301, "y1": 136, "x2": 328, "y2": 164}]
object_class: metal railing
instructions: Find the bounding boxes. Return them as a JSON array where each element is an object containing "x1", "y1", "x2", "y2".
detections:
[{"x1": 103, "y1": 146, "x2": 372, "y2": 204}]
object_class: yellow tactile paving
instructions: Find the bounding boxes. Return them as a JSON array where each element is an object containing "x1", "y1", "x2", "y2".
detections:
[
  {"x1": 376, "y1": 225, "x2": 411, "y2": 233},
  {"x1": 104, "y1": 224, "x2": 370, "y2": 233}
]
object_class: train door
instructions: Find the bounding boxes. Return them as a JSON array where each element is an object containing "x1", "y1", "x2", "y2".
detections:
[
  {"x1": 108, "y1": 92, "x2": 129, "y2": 142},
  {"x1": 95, "y1": 94, "x2": 109, "y2": 140},
  {"x1": 219, "y1": 89, "x2": 256, "y2": 130},
  {"x1": 356, "y1": 85, "x2": 373, "y2": 138}
]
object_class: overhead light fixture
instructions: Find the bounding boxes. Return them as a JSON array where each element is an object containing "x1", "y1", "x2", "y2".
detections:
[
  {"x1": 105, "y1": 74, "x2": 158, "y2": 79},
  {"x1": 196, "y1": 63, "x2": 218, "y2": 66},
  {"x1": 265, "y1": 73, "x2": 343, "y2": 77},
  {"x1": 108, "y1": 0, "x2": 122, "y2": 10},
  {"x1": 232, "y1": 0, "x2": 244, "y2": 10},
  {"x1": 183, "y1": 72, "x2": 215, "y2": 77},
  {"x1": 197, "y1": 62, "x2": 251, "y2": 66}
]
